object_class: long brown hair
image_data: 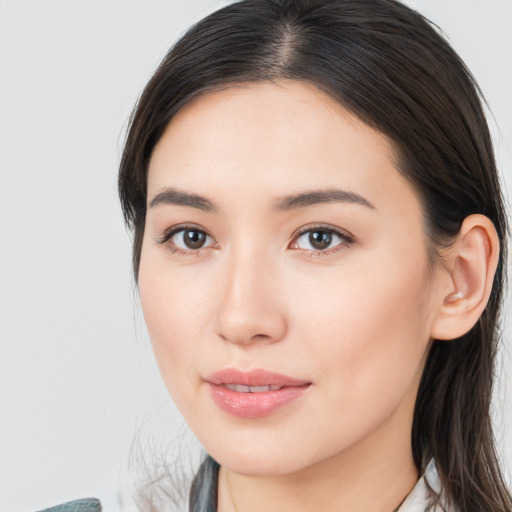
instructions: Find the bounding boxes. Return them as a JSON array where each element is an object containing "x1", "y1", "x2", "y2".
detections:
[{"x1": 119, "y1": 1, "x2": 511, "y2": 510}]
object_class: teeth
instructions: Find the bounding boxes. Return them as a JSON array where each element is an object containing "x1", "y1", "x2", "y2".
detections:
[
  {"x1": 223, "y1": 384, "x2": 283, "y2": 393},
  {"x1": 224, "y1": 384, "x2": 250, "y2": 392},
  {"x1": 251, "y1": 385, "x2": 273, "y2": 393}
]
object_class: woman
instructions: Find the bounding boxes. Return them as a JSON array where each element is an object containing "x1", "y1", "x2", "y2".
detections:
[{"x1": 41, "y1": 0, "x2": 511, "y2": 510}]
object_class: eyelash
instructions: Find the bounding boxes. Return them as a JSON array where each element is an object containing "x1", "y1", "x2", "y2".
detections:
[{"x1": 156, "y1": 224, "x2": 354, "y2": 257}]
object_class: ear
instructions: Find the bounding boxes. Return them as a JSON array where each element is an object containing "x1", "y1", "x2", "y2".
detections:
[{"x1": 430, "y1": 214, "x2": 500, "y2": 341}]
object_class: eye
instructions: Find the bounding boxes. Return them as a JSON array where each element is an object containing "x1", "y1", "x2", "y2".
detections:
[
  {"x1": 290, "y1": 226, "x2": 353, "y2": 254},
  {"x1": 158, "y1": 226, "x2": 217, "y2": 253}
]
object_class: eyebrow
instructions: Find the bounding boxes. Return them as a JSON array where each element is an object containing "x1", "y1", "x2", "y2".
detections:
[
  {"x1": 148, "y1": 187, "x2": 375, "y2": 213},
  {"x1": 149, "y1": 188, "x2": 217, "y2": 212},
  {"x1": 273, "y1": 189, "x2": 375, "y2": 211}
]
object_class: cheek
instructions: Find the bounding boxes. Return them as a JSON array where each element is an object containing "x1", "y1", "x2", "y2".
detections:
[
  {"x1": 271, "y1": 250, "x2": 433, "y2": 461},
  {"x1": 289, "y1": 246, "x2": 433, "y2": 401},
  {"x1": 138, "y1": 249, "x2": 215, "y2": 396}
]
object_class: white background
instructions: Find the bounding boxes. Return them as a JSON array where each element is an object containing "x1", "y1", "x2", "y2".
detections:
[{"x1": 0, "y1": 1, "x2": 511, "y2": 511}]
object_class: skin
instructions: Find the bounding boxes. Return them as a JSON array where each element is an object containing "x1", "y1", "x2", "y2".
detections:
[{"x1": 138, "y1": 80, "x2": 486, "y2": 511}]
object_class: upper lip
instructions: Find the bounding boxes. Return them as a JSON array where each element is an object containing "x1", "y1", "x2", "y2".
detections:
[{"x1": 205, "y1": 368, "x2": 311, "y2": 387}]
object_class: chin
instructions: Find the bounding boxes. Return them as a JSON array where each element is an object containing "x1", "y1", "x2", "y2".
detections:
[
  {"x1": 197, "y1": 430, "x2": 322, "y2": 477},
  {"x1": 216, "y1": 452, "x2": 307, "y2": 477}
]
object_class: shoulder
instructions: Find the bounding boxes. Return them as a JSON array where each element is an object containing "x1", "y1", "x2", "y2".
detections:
[{"x1": 36, "y1": 498, "x2": 102, "y2": 512}]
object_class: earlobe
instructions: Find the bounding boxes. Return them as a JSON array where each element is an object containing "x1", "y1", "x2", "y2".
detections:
[{"x1": 430, "y1": 214, "x2": 500, "y2": 341}]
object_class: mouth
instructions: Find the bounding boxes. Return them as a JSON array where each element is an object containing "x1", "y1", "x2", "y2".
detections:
[{"x1": 205, "y1": 368, "x2": 312, "y2": 419}]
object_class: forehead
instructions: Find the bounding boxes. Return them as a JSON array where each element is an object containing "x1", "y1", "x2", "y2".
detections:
[{"x1": 147, "y1": 80, "x2": 416, "y2": 217}]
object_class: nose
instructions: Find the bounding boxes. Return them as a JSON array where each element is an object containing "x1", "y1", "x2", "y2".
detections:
[{"x1": 213, "y1": 251, "x2": 288, "y2": 346}]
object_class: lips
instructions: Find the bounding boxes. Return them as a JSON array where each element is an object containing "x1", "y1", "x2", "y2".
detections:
[
  {"x1": 205, "y1": 368, "x2": 312, "y2": 419},
  {"x1": 206, "y1": 368, "x2": 310, "y2": 387}
]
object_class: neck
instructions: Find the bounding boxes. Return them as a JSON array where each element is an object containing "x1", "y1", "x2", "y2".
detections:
[{"x1": 220, "y1": 453, "x2": 417, "y2": 512}]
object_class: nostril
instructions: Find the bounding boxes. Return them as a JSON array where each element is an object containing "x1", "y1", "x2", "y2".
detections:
[{"x1": 217, "y1": 331, "x2": 273, "y2": 346}]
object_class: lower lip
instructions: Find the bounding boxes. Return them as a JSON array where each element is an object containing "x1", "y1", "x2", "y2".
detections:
[{"x1": 208, "y1": 383, "x2": 311, "y2": 419}]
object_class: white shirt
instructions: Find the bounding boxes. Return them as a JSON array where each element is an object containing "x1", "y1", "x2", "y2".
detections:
[{"x1": 400, "y1": 460, "x2": 454, "y2": 512}]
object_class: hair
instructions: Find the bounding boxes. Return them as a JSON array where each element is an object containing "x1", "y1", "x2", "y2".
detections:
[{"x1": 119, "y1": 0, "x2": 511, "y2": 510}]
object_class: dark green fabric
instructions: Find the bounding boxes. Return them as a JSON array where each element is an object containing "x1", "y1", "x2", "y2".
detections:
[{"x1": 36, "y1": 498, "x2": 102, "y2": 512}]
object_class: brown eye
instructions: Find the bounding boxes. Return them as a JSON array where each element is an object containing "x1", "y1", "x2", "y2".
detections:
[
  {"x1": 309, "y1": 230, "x2": 332, "y2": 250},
  {"x1": 159, "y1": 226, "x2": 216, "y2": 252},
  {"x1": 182, "y1": 229, "x2": 207, "y2": 249},
  {"x1": 291, "y1": 226, "x2": 353, "y2": 254}
]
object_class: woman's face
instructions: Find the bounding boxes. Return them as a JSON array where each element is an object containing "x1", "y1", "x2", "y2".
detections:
[{"x1": 139, "y1": 81, "x2": 440, "y2": 476}]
